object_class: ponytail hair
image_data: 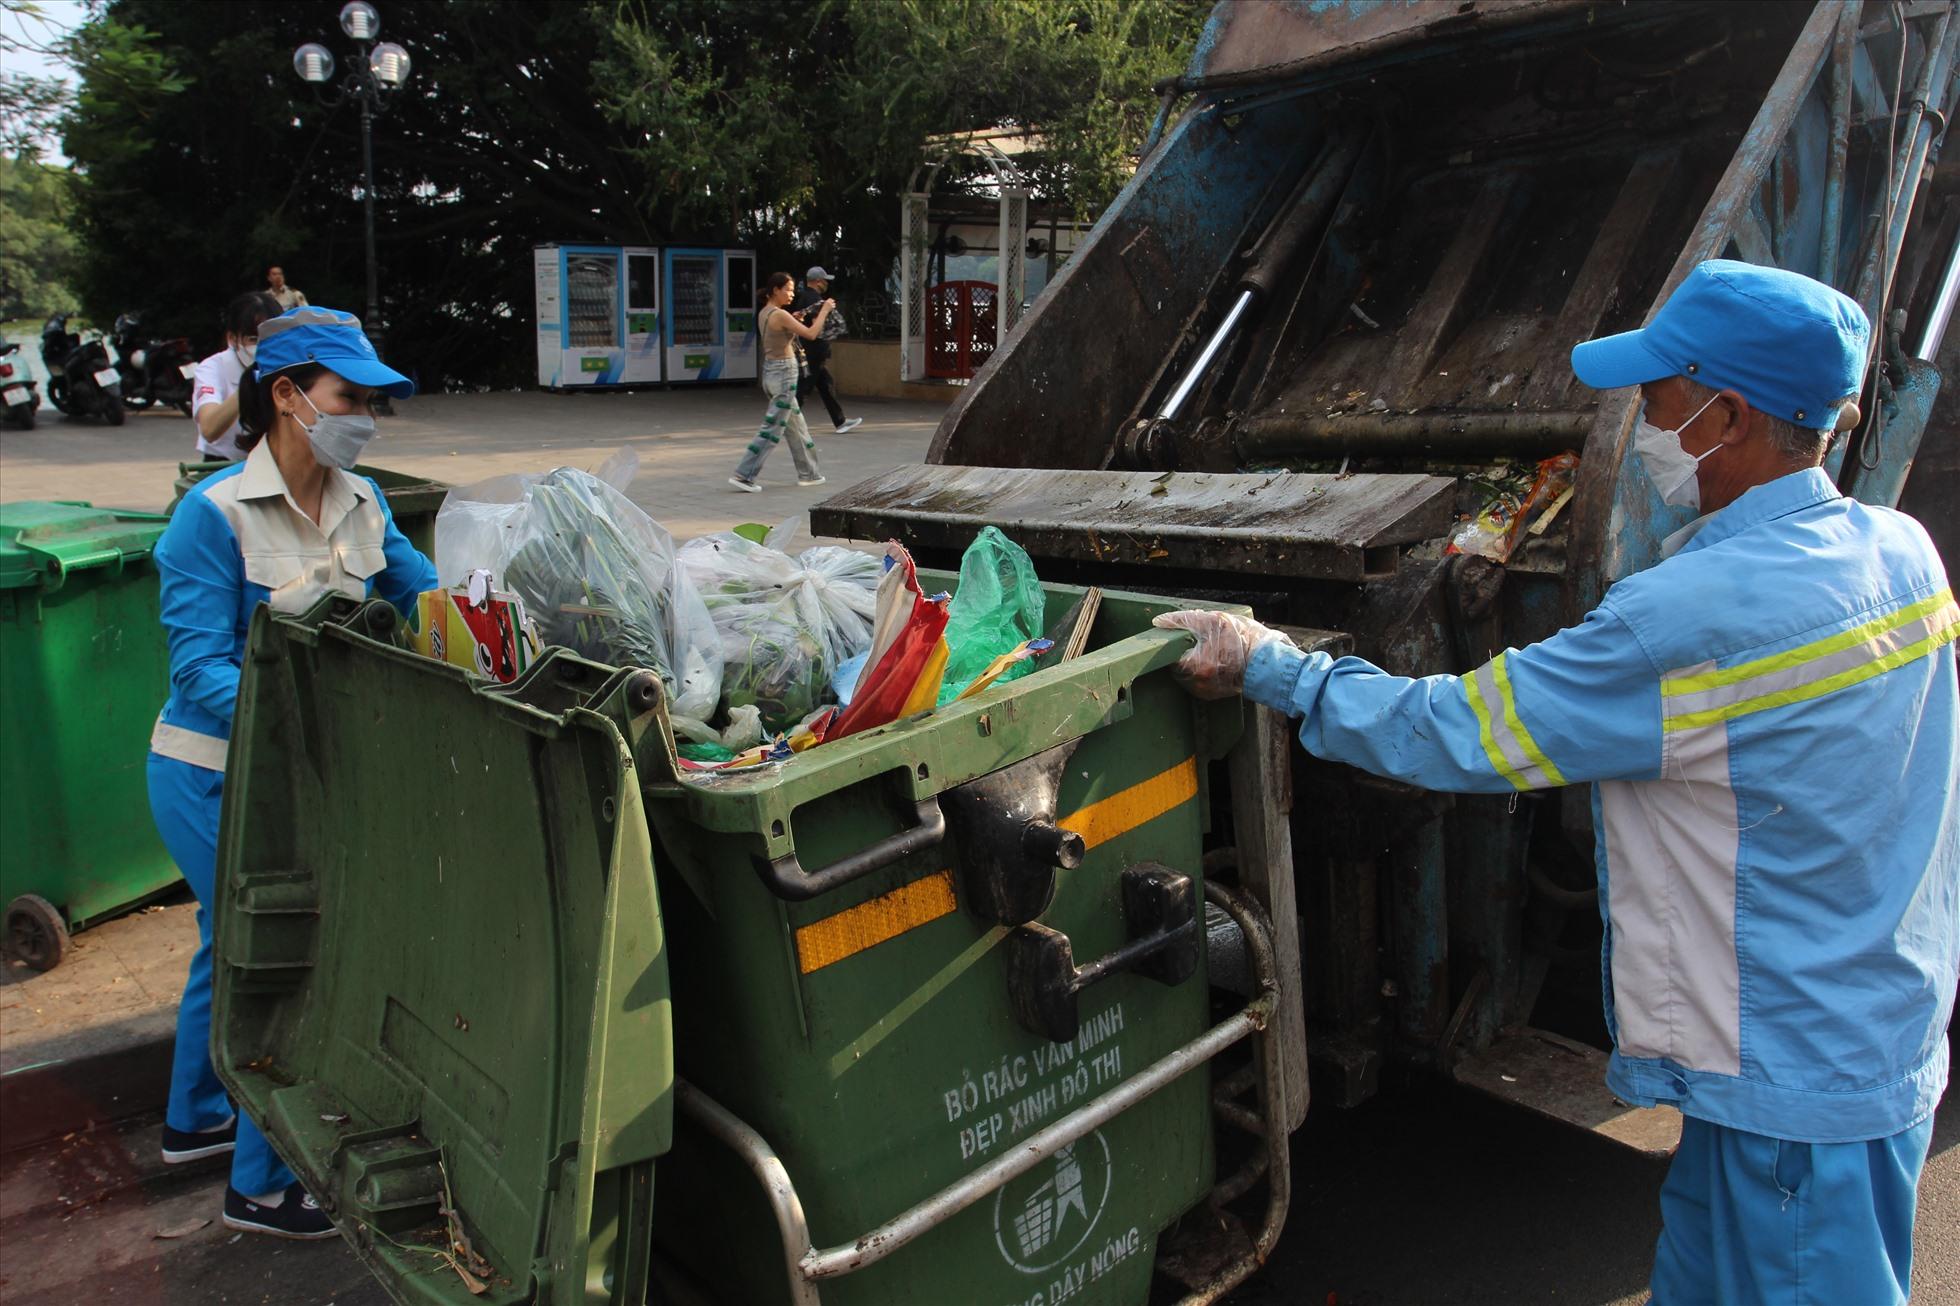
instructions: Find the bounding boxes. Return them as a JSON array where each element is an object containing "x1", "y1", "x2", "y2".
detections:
[
  {"x1": 224, "y1": 290, "x2": 282, "y2": 340},
  {"x1": 757, "y1": 271, "x2": 793, "y2": 310},
  {"x1": 235, "y1": 362, "x2": 327, "y2": 454}
]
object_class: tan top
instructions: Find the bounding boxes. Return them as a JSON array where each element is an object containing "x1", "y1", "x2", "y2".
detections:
[{"x1": 758, "y1": 305, "x2": 799, "y2": 361}]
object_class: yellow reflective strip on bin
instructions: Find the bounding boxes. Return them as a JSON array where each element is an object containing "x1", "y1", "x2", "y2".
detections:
[
  {"x1": 1059, "y1": 757, "x2": 1199, "y2": 850},
  {"x1": 796, "y1": 869, "x2": 959, "y2": 974}
]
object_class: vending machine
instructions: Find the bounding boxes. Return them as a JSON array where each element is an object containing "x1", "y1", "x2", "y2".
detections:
[
  {"x1": 662, "y1": 248, "x2": 758, "y2": 384},
  {"x1": 533, "y1": 244, "x2": 663, "y2": 389},
  {"x1": 534, "y1": 244, "x2": 756, "y2": 389}
]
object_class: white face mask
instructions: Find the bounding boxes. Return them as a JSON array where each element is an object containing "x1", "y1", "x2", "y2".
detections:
[
  {"x1": 1632, "y1": 393, "x2": 1723, "y2": 511},
  {"x1": 293, "y1": 386, "x2": 377, "y2": 469},
  {"x1": 233, "y1": 341, "x2": 257, "y2": 367}
]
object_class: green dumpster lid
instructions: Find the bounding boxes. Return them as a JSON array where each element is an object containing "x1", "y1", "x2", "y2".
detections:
[
  {"x1": 215, "y1": 604, "x2": 671, "y2": 1304},
  {"x1": 0, "y1": 501, "x2": 172, "y2": 590}
]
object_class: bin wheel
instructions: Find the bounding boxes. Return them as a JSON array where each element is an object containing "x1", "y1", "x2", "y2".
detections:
[{"x1": 3, "y1": 894, "x2": 70, "y2": 972}]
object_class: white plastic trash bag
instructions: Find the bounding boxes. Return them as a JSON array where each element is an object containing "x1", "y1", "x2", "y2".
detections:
[
  {"x1": 434, "y1": 450, "x2": 721, "y2": 721},
  {"x1": 678, "y1": 530, "x2": 882, "y2": 730}
]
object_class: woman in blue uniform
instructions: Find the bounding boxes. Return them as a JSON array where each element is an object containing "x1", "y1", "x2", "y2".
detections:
[{"x1": 148, "y1": 307, "x2": 437, "y2": 1238}]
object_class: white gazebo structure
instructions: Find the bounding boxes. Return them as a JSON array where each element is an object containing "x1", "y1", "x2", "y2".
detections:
[{"x1": 899, "y1": 128, "x2": 1039, "y2": 383}]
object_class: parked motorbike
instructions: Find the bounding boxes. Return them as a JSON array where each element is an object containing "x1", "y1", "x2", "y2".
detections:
[
  {"x1": 40, "y1": 315, "x2": 125, "y2": 426},
  {"x1": 0, "y1": 341, "x2": 39, "y2": 431},
  {"x1": 109, "y1": 313, "x2": 195, "y2": 415}
]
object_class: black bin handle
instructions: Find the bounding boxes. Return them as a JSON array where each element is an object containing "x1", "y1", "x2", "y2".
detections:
[{"x1": 752, "y1": 796, "x2": 947, "y2": 902}]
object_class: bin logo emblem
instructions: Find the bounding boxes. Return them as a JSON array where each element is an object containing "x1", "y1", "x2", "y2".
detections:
[{"x1": 992, "y1": 1130, "x2": 1112, "y2": 1273}]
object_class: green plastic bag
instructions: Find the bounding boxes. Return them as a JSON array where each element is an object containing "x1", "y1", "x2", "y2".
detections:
[{"x1": 937, "y1": 527, "x2": 1045, "y2": 704}]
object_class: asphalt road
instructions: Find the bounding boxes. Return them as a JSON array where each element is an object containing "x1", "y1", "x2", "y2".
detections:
[
  {"x1": 3, "y1": 1059, "x2": 1953, "y2": 1305},
  {"x1": 1250, "y1": 1055, "x2": 1958, "y2": 1306}
]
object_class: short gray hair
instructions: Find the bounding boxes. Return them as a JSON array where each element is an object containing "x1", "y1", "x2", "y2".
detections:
[{"x1": 1681, "y1": 379, "x2": 1838, "y2": 465}]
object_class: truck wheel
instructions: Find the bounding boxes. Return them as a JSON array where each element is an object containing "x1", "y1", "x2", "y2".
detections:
[{"x1": 3, "y1": 894, "x2": 70, "y2": 972}]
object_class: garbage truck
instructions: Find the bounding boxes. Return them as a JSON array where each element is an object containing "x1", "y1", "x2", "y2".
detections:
[
  {"x1": 210, "y1": 1, "x2": 1956, "y2": 1303},
  {"x1": 817, "y1": 0, "x2": 1958, "y2": 1136}
]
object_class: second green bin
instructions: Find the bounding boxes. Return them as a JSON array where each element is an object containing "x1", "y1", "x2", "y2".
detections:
[{"x1": 0, "y1": 501, "x2": 178, "y2": 970}]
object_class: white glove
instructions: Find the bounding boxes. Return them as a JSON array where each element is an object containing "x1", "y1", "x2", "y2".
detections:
[{"x1": 1152, "y1": 610, "x2": 1288, "y2": 700}]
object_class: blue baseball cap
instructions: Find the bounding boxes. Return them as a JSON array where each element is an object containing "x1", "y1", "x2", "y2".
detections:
[
  {"x1": 254, "y1": 306, "x2": 415, "y2": 399},
  {"x1": 1570, "y1": 260, "x2": 1868, "y2": 430}
]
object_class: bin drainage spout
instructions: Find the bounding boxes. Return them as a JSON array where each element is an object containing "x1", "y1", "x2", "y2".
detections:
[{"x1": 945, "y1": 738, "x2": 1085, "y2": 926}]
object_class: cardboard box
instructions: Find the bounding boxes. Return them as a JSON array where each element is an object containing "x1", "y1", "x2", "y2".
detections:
[{"x1": 410, "y1": 582, "x2": 541, "y2": 684}]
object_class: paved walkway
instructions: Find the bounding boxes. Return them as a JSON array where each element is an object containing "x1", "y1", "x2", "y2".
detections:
[
  {"x1": 0, "y1": 387, "x2": 943, "y2": 543},
  {"x1": 0, "y1": 903, "x2": 197, "y2": 1077}
]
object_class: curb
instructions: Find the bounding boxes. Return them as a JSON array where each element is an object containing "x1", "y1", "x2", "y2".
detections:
[{"x1": 0, "y1": 1032, "x2": 175, "y2": 1154}]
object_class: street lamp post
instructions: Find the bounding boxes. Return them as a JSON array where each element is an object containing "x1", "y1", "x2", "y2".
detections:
[{"x1": 293, "y1": 3, "x2": 413, "y2": 374}]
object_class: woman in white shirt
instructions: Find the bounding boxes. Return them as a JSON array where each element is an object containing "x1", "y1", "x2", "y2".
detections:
[{"x1": 188, "y1": 292, "x2": 281, "y2": 461}]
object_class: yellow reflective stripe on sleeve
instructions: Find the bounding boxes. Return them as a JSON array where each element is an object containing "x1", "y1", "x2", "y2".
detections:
[
  {"x1": 796, "y1": 869, "x2": 958, "y2": 974},
  {"x1": 1491, "y1": 652, "x2": 1568, "y2": 788},
  {"x1": 1663, "y1": 589, "x2": 1955, "y2": 696},
  {"x1": 1664, "y1": 617, "x2": 1960, "y2": 732},
  {"x1": 1464, "y1": 664, "x2": 1531, "y2": 791}
]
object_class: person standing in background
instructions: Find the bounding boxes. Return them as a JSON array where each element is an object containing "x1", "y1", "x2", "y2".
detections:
[
  {"x1": 190, "y1": 292, "x2": 282, "y2": 461},
  {"x1": 792, "y1": 266, "x2": 862, "y2": 434},
  {"x1": 266, "y1": 266, "x2": 307, "y2": 311}
]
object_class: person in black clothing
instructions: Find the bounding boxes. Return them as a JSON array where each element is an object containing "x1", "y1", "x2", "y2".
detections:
[{"x1": 792, "y1": 266, "x2": 863, "y2": 434}]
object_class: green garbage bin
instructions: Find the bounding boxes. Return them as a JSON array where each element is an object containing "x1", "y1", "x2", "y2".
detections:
[
  {"x1": 0, "y1": 502, "x2": 180, "y2": 971},
  {"x1": 212, "y1": 581, "x2": 1289, "y2": 1305},
  {"x1": 173, "y1": 460, "x2": 449, "y2": 557}
]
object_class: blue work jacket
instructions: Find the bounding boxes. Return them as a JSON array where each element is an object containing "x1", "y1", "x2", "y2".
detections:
[
  {"x1": 153, "y1": 441, "x2": 436, "y2": 754},
  {"x1": 1245, "y1": 467, "x2": 1958, "y2": 1143}
]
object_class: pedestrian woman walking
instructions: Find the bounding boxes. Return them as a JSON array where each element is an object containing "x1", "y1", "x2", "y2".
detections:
[{"x1": 730, "y1": 271, "x2": 832, "y2": 492}]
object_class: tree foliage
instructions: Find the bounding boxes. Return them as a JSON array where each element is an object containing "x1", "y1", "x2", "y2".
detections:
[
  {"x1": 0, "y1": 154, "x2": 78, "y2": 318},
  {"x1": 1, "y1": 1, "x2": 83, "y2": 318},
  {"x1": 1, "y1": 0, "x2": 75, "y2": 160},
  {"x1": 598, "y1": 0, "x2": 1206, "y2": 327},
  {"x1": 60, "y1": 0, "x2": 1206, "y2": 389}
]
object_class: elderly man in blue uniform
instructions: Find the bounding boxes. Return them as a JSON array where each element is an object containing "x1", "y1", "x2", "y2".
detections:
[{"x1": 1159, "y1": 260, "x2": 1957, "y2": 1303}]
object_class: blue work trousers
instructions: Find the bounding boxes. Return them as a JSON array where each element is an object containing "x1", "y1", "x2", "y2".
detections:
[
  {"x1": 148, "y1": 752, "x2": 293, "y2": 1198},
  {"x1": 1651, "y1": 1112, "x2": 1935, "y2": 1305}
]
